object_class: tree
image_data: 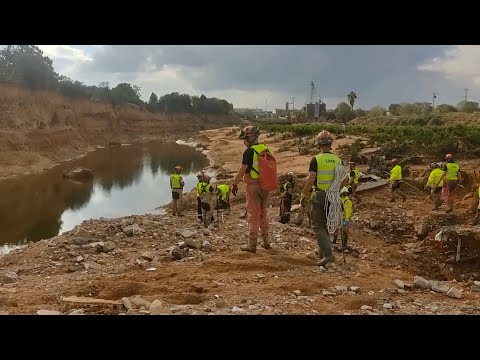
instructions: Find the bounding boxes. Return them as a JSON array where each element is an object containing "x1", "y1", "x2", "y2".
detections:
[
  {"x1": 457, "y1": 101, "x2": 479, "y2": 113},
  {"x1": 436, "y1": 104, "x2": 457, "y2": 113},
  {"x1": 110, "y1": 83, "x2": 143, "y2": 107},
  {"x1": 347, "y1": 91, "x2": 357, "y2": 110},
  {"x1": 354, "y1": 108, "x2": 367, "y2": 117},
  {"x1": 389, "y1": 104, "x2": 401, "y2": 116},
  {"x1": 335, "y1": 102, "x2": 355, "y2": 122},
  {"x1": 368, "y1": 106, "x2": 387, "y2": 116}
]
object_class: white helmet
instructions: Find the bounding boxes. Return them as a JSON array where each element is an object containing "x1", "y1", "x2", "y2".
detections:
[{"x1": 340, "y1": 187, "x2": 350, "y2": 194}]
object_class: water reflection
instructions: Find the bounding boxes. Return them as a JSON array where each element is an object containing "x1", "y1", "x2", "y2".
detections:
[{"x1": 0, "y1": 141, "x2": 209, "y2": 253}]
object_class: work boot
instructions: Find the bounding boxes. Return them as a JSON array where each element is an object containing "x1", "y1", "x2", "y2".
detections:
[
  {"x1": 240, "y1": 235, "x2": 257, "y2": 253},
  {"x1": 261, "y1": 234, "x2": 271, "y2": 250},
  {"x1": 318, "y1": 255, "x2": 335, "y2": 267}
]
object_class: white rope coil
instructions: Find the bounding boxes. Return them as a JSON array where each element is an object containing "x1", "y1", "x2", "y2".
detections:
[{"x1": 325, "y1": 165, "x2": 347, "y2": 234}]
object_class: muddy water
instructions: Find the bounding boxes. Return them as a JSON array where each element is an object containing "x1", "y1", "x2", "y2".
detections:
[{"x1": 0, "y1": 141, "x2": 209, "y2": 254}]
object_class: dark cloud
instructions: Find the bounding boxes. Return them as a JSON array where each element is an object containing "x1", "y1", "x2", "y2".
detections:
[{"x1": 68, "y1": 45, "x2": 469, "y2": 108}]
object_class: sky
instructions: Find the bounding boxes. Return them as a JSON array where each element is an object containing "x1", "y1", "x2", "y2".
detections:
[{"x1": 24, "y1": 45, "x2": 480, "y2": 110}]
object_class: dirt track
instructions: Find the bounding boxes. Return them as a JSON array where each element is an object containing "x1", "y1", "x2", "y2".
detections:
[{"x1": 1, "y1": 127, "x2": 480, "y2": 315}]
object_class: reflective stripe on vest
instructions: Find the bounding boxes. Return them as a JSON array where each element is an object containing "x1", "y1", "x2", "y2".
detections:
[
  {"x1": 315, "y1": 153, "x2": 342, "y2": 191},
  {"x1": 445, "y1": 162, "x2": 460, "y2": 181},
  {"x1": 250, "y1": 144, "x2": 270, "y2": 179},
  {"x1": 351, "y1": 169, "x2": 359, "y2": 184},
  {"x1": 171, "y1": 174, "x2": 182, "y2": 189}
]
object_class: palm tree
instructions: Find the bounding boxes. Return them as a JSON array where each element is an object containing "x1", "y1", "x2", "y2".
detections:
[{"x1": 347, "y1": 91, "x2": 357, "y2": 111}]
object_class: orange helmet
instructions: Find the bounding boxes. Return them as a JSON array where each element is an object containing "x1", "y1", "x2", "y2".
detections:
[{"x1": 315, "y1": 130, "x2": 334, "y2": 146}]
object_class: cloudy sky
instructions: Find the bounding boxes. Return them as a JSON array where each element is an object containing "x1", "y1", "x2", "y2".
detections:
[{"x1": 33, "y1": 45, "x2": 480, "y2": 111}]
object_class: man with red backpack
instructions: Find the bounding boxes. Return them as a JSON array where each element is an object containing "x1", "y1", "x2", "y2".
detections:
[{"x1": 232, "y1": 125, "x2": 277, "y2": 253}]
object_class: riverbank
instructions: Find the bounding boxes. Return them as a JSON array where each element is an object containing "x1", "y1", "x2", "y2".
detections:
[{"x1": 1, "y1": 127, "x2": 480, "y2": 315}]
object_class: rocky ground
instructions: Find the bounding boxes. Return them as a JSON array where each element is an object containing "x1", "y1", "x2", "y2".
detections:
[{"x1": 1, "y1": 127, "x2": 480, "y2": 315}]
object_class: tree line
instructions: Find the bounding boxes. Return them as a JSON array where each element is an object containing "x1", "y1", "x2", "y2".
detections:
[{"x1": 0, "y1": 45, "x2": 233, "y2": 115}]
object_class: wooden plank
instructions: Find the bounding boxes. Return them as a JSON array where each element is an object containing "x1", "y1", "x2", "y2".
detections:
[{"x1": 60, "y1": 296, "x2": 122, "y2": 306}]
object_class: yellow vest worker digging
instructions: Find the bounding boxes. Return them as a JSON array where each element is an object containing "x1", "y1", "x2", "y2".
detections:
[
  {"x1": 217, "y1": 184, "x2": 229, "y2": 201},
  {"x1": 389, "y1": 165, "x2": 402, "y2": 183},
  {"x1": 315, "y1": 153, "x2": 342, "y2": 191},
  {"x1": 342, "y1": 195, "x2": 352, "y2": 221},
  {"x1": 427, "y1": 168, "x2": 444, "y2": 188}
]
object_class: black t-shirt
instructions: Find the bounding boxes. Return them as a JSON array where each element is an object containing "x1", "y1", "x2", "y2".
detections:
[
  {"x1": 242, "y1": 147, "x2": 255, "y2": 173},
  {"x1": 309, "y1": 153, "x2": 343, "y2": 173}
]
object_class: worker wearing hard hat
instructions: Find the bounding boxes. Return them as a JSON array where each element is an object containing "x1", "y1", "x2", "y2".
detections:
[
  {"x1": 436, "y1": 153, "x2": 462, "y2": 213},
  {"x1": 425, "y1": 162, "x2": 444, "y2": 210},
  {"x1": 348, "y1": 161, "x2": 361, "y2": 203},
  {"x1": 333, "y1": 186, "x2": 353, "y2": 252},
  {"x1": 389, "y1": 158, "x2": 407, "y2": 202},
  {"x1": 170, "y1": 166, "x2": 185, "y2": 216}
]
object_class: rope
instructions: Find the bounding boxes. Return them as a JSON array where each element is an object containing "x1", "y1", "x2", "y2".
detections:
[{"x1": 325, "y1": 165, "x2": 347, "y2": 234}]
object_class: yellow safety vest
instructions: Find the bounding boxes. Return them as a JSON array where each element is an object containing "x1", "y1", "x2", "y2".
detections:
[
  {"x1": 250, "y1": 144, "x2": 270, "y2": 179},
  {"x1": 350, "y1": 169, "x2": 359, "y2": 184},
  {"x1": 445, "y1": 162, "x2": 460, "y2": 181},
  {"x1": 196, "y1": 181, "x2": 207, "y2": 197},
  {"x1": 170, "y1": 174, "x2": 182, "y2": 189},
  {"x1": 390, "y1": 165, "x2": 402, "y2": 182},
  {"x1": 341, "y1": 195, "x2": 352, "y2": 221},
  {"x1": 315, "y1": 153, "x2": 342, "y2": 191},
  {"x1": 427, "y1": 168, "x2": 444, "y2": 188},
  {"x1": 217, "y1": 184, "x2": 229, "y2": 201}
]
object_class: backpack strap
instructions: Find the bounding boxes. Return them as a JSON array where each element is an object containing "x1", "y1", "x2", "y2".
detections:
[{"x1": 250, "y1": 146, "x2": 270, "y2": 175}]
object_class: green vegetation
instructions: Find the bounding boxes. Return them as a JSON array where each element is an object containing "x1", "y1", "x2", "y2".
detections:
[
  {"x1": 258, "y1": 121, "x2": 480, "y2": 158},
  {"x1": 0, "y1": 45, "x2": 233, "y2": 115}
]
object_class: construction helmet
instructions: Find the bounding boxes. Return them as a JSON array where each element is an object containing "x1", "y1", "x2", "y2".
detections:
[
  {"x1": 174, "y1": 165, "x2": 183, "y2": 172},
  {"x1": 445, "y1": 153, "x2": 454, "y2": 160},
  {"x1": 315, "y1": 130, "x2": 334, "y2": 146},
  {"x1": 430, "y1": 162, "x2": 439, "y2": 169},
  {"x1": 239, "y1": 126, "x2": 260, "y2": 140},
  {"x1": 340, "y1": 186, "x2": 350, "y2": 195},
  {"x1": 287, "y1": 172, "x2": 294, "y2": 179},
  {"x1": 197, "y1": 173, "x2": 204, "y2": 180},
  {"x1": 390, "y1": 158, "x2": 399, "y2": 164}
]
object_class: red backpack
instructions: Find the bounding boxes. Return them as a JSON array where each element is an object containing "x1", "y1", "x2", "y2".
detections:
[{"x1": 252, "y1": 147, "x2": 278, "y2": 192}]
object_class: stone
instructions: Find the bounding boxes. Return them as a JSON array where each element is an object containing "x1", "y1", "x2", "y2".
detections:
[
  {"x1": 473, "y1": 281, "x2": 480, "y2": 287},
  {"x1": 178, "y1": 241, "x2": 187, "y2": 249},
  {"x1": 293, "y1": 290, "x2": 301, "y2": 296},
  {"x1": 123, "y1": 224, "x2": 142, "y2": 237},
  {"x1": 460, "y1": 304, "x2": 475, "y2": 313},
  {"x1": 361, "y1": 305, "x2": 373, "y2": 311},
  {"x1": 350, "y1": 286, "x2": 360, "y2": 293},
  {"x1": 146, "y1": 268, "x2": 157, "y2": 272},
  {"x1": 180, "y1": 230, "x2": 197, "y2": 239},
  {"x1": 121, "y1": 297, "x2": 133, "y2": 310},
  {"x1": 430, "y1": 281, "x2": 450, "y2": 294},
  {"x1": 0, "y1": 311, "x2": 10, "y2": 315},
  {"x1": 69, "y1": 309, "x2": 85, "y2": 315},
  {"x1": 149, "y1": 299, "x2": 164, "y2": 311},
  {"x1": 131, "y1": 296, "x2": 151, "y2": 309},
  {"x1": 202, "y1": 240, "x2": 211, "y2": 251},
  {"x1": 394, "y1": 279, "x2": 404, "y2": 289},
  {"x1": 215, "y1": 300, "x2": 227, "y2": 308},
  {"x1": 406, "y1": 210, "x2": 415, "y2": 217},
  {"x1": 171, "y1": 248, "x2": 185, "y2": 260},
  {"x1": 37, "y1": 309, "x2": 62, "y2": 315},
  {"x1": 471, "y1": 285, "x2": 480, "y2": 292},
  {"x1": 446, "y1": 287, "x2": 462, "y2": 299},
  {"x1": 76, "y1": 256, "x2": 84, "y2": 262},
  {"x1": 0, "y1": 271, "x2": 18, "y2": 284},
  {"x1": 383, "y1": 303, "x2": 393, "y2": 310},
  {"x1": 322, "y1": 291, "x2": 336, "y2": 296},
  {"x1": 335, "y1": 285, "x2": 348, "y2": 292},
  {"x1": 72, "y1": 237, "x2": 90, "y2": 246},
  {"x1": 184, "y1": 238, "x2": 201, "y2": 249},
  {"x1": 102, "y1": 241, "x2": 116, "y2": 252},
  {"x1": 232, "y1": 306, "x2": 246, "y2": 313},
  {"x1": 84, "y1": 262, "x2": 102, "y2": 271},
  {"x1": 203, "y1": 229, "x2": 212, "y2": 236},
  {"x1": 413, "y1": 276, "x2": 430, "y2": 289},
  {"x1": 121, "y1": 218, "x2": 135, "y2": 227},
  {"x1": 67, "y1": 265, "x2": 80, "y2": 273},
  {"x1": 141, "y1": 252, "x2": 154, "y2": 261},
  {"x1": 256, "y1": 273, "x2": 267, "y2": 279},
  {"x1": 397, "y1": 289, "x2": 408, "y2": 295}
]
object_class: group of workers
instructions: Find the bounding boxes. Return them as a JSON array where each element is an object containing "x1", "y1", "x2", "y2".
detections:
[
  {"x1": 169, "y1": 166, "x2": 230, "y2": 226},
  {"x1": 169, "y1": 124, "x2": 469, "y2": 268}
]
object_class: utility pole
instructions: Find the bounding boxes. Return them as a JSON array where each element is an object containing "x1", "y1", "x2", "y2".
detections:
[
  {"x1": 464, "y1": 88, "x2": 469, "y2": 102},
  {"x1": 432, "y1": 92, "x2": 436, "y2": 110},
  {"x1": 265, "y1": 98, "x2": 268, "y2": 112},
  {"x1": 291, "y1": 97, "x2": 295, "y2": 111}
]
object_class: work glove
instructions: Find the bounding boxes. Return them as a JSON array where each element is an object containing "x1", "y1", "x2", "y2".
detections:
[{"x1": 232, "y1": 184, "x2": 238, "y2": 196}]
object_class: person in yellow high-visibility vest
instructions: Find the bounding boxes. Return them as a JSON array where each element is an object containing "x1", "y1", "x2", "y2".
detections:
[
  {"x1": 333, "y1": 186, "x2": 353, "y2": 252},
  {"x1": 215, "y1": 184, "x2": 230, "y2": 210},
  {"x1": 170, "y1": 166, "x2": 185, "y2": 216},
  {"x1": 348, "y1": 161, "x2": 361, "y2": 203},
  {"x1": 196, "y1": 173, "x2": 207, "y2": 221},
  {"x1": 424, "y1": 162, "x2": 444, "y2": 210},
  {"x1": 389, "y1": 158, "x2": 407, "y2": 202},
  {"x1": 436, "y1": 153, "x2": 462, "y2": 213}
]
